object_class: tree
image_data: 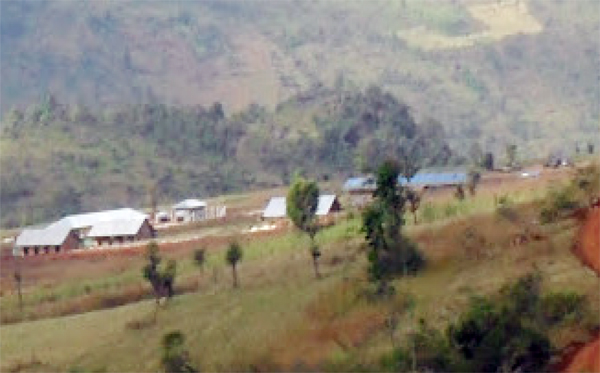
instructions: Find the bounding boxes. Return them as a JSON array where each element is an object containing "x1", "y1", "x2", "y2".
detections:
[
  {"x1": 482, "y1": 152, "x2": 494, "y2": 171},
  {"x1": 142, "y1": 242, "x2": 177, "y2": 317},
  {"x1": 455, "y1": 185, "x2": 466, "y2": 201},
  {"x1": 505, "y1": 144, "x2": 517, "y2": 168},
  {"x1": 287, "y1": 177, "x2": 322, "y2": 278},
  {"x1": 161, "y1": 331, "x2": 197, "y2": 373},
  {"x1": 226, "y1": 241, "x2": 243, "y2": 288},
  {"x1": 193, "y1": 248, "x2": 206, "y2": 291},
  {"x1": 405, "y1": 188, "x2": 422, "y2": 225},
  {"x1": 467, "y1": 170, "x2": 481, "y2": 196},
  {"x1": 362, "y1": 160, "x2": 425, "y2": 293}
]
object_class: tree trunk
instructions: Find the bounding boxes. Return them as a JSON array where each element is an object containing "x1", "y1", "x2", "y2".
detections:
[
  {"x1": 232, "y1": 264, "x2": 238, "y2": 288},
  {"x1": 412, "y1": 210, "x2": 418, "y2": 225},
  {"x1": 312, "y1": 255, "x2": 321, "y2": 279}
]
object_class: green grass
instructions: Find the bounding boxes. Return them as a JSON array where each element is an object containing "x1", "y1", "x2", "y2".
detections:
[{"x1": 2, "y1": 193, "x2": 598, "y2": 372}]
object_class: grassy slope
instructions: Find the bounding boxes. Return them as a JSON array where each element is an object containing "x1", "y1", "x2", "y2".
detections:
[
  {"x1": 1, "y1": 0, "x2": 598, "y2": 154},
  {"x1": 2, "y1": 179, "x2": 598, "y2": 372}
]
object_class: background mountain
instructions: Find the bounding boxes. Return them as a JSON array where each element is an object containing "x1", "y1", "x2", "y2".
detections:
[{"x1": 1, "y1": 0, "x2": 598, "y2": 227}]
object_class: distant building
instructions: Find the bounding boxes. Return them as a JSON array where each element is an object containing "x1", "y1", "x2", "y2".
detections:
[
  {"x1": 87, "y1": 218, "x2": 154, "y2": 246},
  {"x1": 14, "y1": 208, "x2": 154, "y2": 256},
  {"x1": 343, "y1": 176, "x2": 376, "y2": 208},
  {"x1": 14, "y1": 220, "x2": 79, "y2": 255},
  {"x1": 399, "y1": 167, "x2": 468, "y2": 189},
  {"x1": 262, "y1": 195, "x2": 342, "y2": 220},
  {"x1": 172, "y1": 199, "x2": 207, "y2": 222}
]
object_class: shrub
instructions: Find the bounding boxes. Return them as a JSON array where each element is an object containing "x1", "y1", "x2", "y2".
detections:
[{"x1": 540, "y1": 292, "x2": 586, "y2": 325}]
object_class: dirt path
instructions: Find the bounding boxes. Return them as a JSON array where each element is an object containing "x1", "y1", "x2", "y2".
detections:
[{"x1": 562, "y1": 208, "x2": 600, "y2": 373}]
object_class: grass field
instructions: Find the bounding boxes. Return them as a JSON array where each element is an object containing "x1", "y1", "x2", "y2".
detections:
[{"x1": 1, "y1": 167, "x2": 598, "y2": 372}]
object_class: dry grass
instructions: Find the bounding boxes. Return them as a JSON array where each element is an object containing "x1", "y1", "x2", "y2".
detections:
[{"x1": 398, "y1": 0, "x2": 543, "y2": 50}]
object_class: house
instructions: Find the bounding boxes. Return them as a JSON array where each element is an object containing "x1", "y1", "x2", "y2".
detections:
[
  {"x1": 87, "y1": 217, "x2": 154, "y2": 246},
  {"x1": 261, "y1": 195, "x2": 342, "y2": 220},
  {"x1": 61, "y1": 208, "x2": 149, "y2": 239},
  {"x1": 343, "y1": 176, "x2": 376, "y2": 207},
  {"x1": 14, "y1": 208, "x2": 154, "y2": 255},
  {"x1": 172, "y1": 199, "x2": 207, "y2": 222},
  {"x1": 14, "y1": 220, "x2": 79, "y2": 256}
]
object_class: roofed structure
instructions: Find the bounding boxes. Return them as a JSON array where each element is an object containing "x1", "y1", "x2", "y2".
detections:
[{"x1": 262, "y1": 195, "x2": 342, "y2": 219}]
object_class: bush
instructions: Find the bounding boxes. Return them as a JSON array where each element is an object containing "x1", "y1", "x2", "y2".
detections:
[{"x1": 540, "y1": 292, "x2": 586, "y2": 325}]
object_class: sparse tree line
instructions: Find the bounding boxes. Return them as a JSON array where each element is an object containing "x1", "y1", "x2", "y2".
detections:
[{"x1": 143, "y1": 161, "x2": 597, "y2": 372}]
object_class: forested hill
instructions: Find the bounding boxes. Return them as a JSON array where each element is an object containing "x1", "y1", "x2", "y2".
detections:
[
  {"x1": 1, "y1": 0, "x2": 599, "y2": 154},
  {"x1": 0, "y1": 86, "x2": 456, "y2": 228}
]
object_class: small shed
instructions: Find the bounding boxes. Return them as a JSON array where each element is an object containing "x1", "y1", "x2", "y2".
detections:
[
  {"x1": 173, "y1": 199, "x2": 207, "y2": 222},
  {"x1": 262, "y1": 197, "x2": 287, "y2": 219}
]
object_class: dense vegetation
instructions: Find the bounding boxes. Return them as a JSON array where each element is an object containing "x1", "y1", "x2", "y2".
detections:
[
  {"x1": 0, "y1": 86, "x2": 456, "y2": 228},
  {"x1": 1, "y1": 0, "x2": 598, "y2": 156},
  {"x1": 381, "y1": 272, "x2": 587, "y2": 372}
]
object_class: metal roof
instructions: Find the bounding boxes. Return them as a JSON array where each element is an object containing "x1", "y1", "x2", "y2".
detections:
[
  {"x1": 399, "y1": 171, "x2": 467, "y2": 186},
  {"x1": 262, "y1": 195, "x2": 340, "y2": 218},
  {"x1": 316, "y1": 195, "x2": 339, "y2": 216},
  {"x1": 62, "y1": 208, "x2": 148, "y2": 229},
  {"x1": 262, "y1": 197, "x2": 286, "y2": 218},
  {"x1": 343, "y1": 177, "x2": 376, "y2": 191},
  {"x1": 87, "y1": 218, "x2": 147, "y2": 238},
  {"x1": 173, "y1": 199, "x2": 207, "y2": 210},
  {"x1": 15, "y1": 219, "x2": 73, "y2": 247}
]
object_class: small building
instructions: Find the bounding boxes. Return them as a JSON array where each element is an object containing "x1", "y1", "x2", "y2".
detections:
[
  {"x1": 261, "y1": 195, "x2": 342, "y2": 220},
  {"x1": 14, "y1": 220, "x2": 79, "y2": 256},
  {"x1": 155, "y1": 211, "x2": 171, "y2": 223},
  {"x1": 173, "y1": 199, "x2": 207, "y2": 222},
  {"x1": 399, "y1": 168, "x2": 468, "y2": 189},
  {"x1": 343, "y1": 176, "x2": 376, "y2": 208},
  {"x1": 87, "y1": 218, "x2": 154, "y2": 246}
]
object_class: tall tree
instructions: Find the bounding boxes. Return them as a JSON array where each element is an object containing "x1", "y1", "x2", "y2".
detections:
[
  {"x1": 287, "y1": 177, "x2": 321, "y2": 278},
  {"x1": 226, "y1": 241, "x2": 243, "y2": 288},
  {"x1": 362, "y1": 160, "x2": 425, "y2": 293}
]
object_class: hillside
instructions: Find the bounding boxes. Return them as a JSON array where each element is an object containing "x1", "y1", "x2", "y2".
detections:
[
  {"x1": 1, "y1": 0, "x2": 599, "y2": 154},
  {"x1": 0, "y1": 86, "x2": 455, "y2": 228},
  {"x1": 1, "y1": 168, "x2": 599, "y2": 372}
]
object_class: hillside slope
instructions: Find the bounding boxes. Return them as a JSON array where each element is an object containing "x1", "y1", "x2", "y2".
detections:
[{"x1": 1, "y1": 0, "x2": 598, "y2": 153}]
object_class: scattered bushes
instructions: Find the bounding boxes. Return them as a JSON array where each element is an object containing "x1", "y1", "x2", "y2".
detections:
[{"x1": 380, "y1": 273, "x2": 589, "y2": 372}]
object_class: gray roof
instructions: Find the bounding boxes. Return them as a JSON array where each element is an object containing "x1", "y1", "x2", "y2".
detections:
[
  {"x1": 262, "y1": 197, "x2": 286, "y2": 218},
  {"x1": 262, "y1": 195, "x2": 340, "y2": 219},
  {"x1": 316, "y1": 195, "x2": 340, "y2": 216},
  {"x1": 62, "y1": 208, "x2": 148, "y2": 229},
  {"x1": 15, "y1": 219, "x2": 72, "y2": 247},
  {"x1": 87, "y1": 218, "x2": 147, "y2": 238},
  {"x1": 173, "y1": 199, "x2": 207, "y2": 210}
]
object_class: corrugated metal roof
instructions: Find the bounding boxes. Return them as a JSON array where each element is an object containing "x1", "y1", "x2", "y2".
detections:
[
  {"x1": 263, "y1": 197, "x2": 286, "y2": 218},
  {"x1": 173, "y1": 199, "x2": 207, "y2": 210},
  {"x1": 316, "y1": 195, "x2": 339, "y2": 216},
  {"x1": 87, "y1": 218, "x2": 147, "y2": 238},
  {"x1": 62, "y1": 208, "x2": 148, "y2": 229},
  {"x1": 399, "y1": 171, "x2": 467, "y2": 186},
  {"x1": 262, "y1": 195, "x2": 340, "y2": 218},
  {"x1": 343, "y1": 177, "x2": 376, "y2": 191},
  {"x1": 15, "y1": 219, "x2": 72, "y2": 247}
]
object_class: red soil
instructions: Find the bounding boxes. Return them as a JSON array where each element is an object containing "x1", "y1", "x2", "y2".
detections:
[{"x1": 561, "y1": 208, "x2": 600, "y2": 373}]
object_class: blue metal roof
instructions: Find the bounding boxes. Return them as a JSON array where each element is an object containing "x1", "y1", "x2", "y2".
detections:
[{"x1": 399, "y1": 171, "x2": 467, "y2": 186}]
